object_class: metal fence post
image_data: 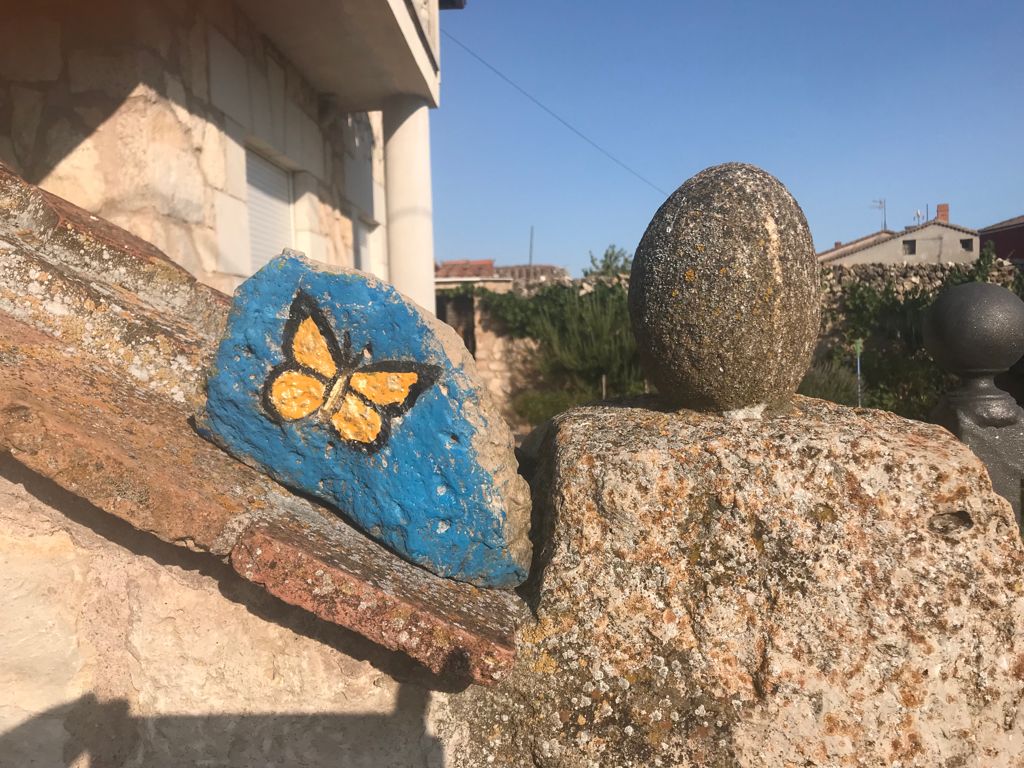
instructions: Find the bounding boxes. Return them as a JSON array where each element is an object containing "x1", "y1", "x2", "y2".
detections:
[{"x1": 924, "y1": 282, "x2": 1024, "y2": 530}]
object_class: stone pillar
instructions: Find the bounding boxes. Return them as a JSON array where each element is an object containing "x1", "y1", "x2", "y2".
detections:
[{"x1": 384, "y1": 96, "x2": 436, "y2": 314}]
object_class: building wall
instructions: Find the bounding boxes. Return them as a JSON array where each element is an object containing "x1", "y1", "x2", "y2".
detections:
[
  {"x1": 827, "y1": 223, "x2": 978, "y2": 266},
  {"x1": 0, "y1": 0, "x2": 386, "y2": 294},
  {"x1": 980, "y1": 222, "x2": 1024, "y2": 265}
]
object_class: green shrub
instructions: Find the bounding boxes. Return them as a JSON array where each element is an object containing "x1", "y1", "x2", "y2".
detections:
[
  {"x1": 478, "y1": 281, "x2": 645, "y2": 425},
  {"x1": 531, "y1": 284, "x2": 644, "y2": 398},
  {"x1": 822, "y1": 248, "x2": 1011, "y2": 420},
  {"x1": 797, "y1": 360, "x2": 859, "y2": 406}
]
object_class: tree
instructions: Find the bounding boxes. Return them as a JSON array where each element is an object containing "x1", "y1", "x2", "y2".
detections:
[{"x1": 583, "y1": 244, "x2": 632, "y2": 277}]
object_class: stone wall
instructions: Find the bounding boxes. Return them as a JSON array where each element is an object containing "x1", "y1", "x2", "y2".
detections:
[
  {"x1": 0, "y1": 0, "x2": 384, "y2": 293},
  {"x1": 472, "y1": 307, "x2": 541, "y2": 431},
  {"x1": 822, "y1": 258, "x2": 1019, "y2": 303},
  {"x1": 0, "y1": 459, "x2": 443, "y2": 767},
  {"x1": 820, "y1": 258, "x2": 1020, "y2": 342}
]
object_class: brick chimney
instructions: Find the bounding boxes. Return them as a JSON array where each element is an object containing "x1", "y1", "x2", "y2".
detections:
[{"x1": 936, "y1": 203, "x2": 949, "y2": 223}]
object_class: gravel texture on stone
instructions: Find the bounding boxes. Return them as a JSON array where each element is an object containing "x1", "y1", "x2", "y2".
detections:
[
  {"x1": 629, "y1": 163, "x2": 820, "y2": 411},
  {"x1": 433, "y1": 397, "x2": 1024, "y2": 766}
]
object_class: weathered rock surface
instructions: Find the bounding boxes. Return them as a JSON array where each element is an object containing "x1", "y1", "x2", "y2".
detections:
[
  {"x1": 432, "y1": 397, "x2": 1024, "y2": 766},
  {"x1": 198, "y1": 253, "x2": 531, "y2": 588},
  {"x1": 629, "y1": 163, "x2": 819, "y2": 411}
]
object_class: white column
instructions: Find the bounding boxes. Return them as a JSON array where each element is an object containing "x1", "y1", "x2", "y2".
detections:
[{"x1": 383, "y1": 95, "x2": 436, "y2": 313}]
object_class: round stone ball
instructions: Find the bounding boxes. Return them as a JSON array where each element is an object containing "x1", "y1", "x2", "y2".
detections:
[
  {"x1": 628, "y1": 163, "x2": 820, "y2": 412},
  {"x1": 924, "y1": 282, "x2": 1024, "y2": 376}
]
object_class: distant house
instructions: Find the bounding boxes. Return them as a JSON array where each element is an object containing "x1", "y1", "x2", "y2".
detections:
[
  {"x1": 818, "y1": 204, "x2": 978, "y2": 266},
  {"x1": 0, "y1": 0, "x2": 461, "y2": 311},
  {"x1": 436, "y1": 259, "x2": 501, "y2": 281},
  {"x1": 495, "y1": 264, "x2": 570, "y2": 283},
  {"x1": 435, "y1": 260, "x2": 511, "y2": 356},
  {"x1": 979, "y1": 215, "x2": 1024, "y2": 266}
]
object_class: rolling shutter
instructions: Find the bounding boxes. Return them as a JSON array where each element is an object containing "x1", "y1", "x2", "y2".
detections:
[{"x1": 246, "y1": 150, "x2": 293, "y2": 272}]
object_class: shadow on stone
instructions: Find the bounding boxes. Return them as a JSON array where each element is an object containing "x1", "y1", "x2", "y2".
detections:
[
  {"x1": 0, "y1": 453, "x2": 471, "y2": 694},
  {"x1": 0, "y1": 686, "x2": 441, "y2": 767}
]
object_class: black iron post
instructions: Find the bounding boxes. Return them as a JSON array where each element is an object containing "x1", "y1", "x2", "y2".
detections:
[{"x1": 924, "y1": 282, "x2": 1024, "y2": 530}]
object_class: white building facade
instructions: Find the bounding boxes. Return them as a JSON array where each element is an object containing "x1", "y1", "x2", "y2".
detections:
[{"x1": 0, "y1": 0, "x2": 448, "y2": 311}]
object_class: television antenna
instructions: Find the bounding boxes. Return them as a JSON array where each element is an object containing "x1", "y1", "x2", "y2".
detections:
[
  {"x1": 913, "y1": 209, "x2": 925, "y2": 225},
  {"x1": 871, "y1": 199, "x2": 887, "y2": 230}
]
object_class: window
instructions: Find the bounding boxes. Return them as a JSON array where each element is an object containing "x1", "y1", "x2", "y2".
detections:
[
  {"x1": 902, "y1": 239, "x2": 916, "y2": 256},
  {"x1": 246, "y1": 149, "x2": 293, "y2": 272},
  {"x1": 960, "y1": 238, "x2": 974, "y2": 252}
]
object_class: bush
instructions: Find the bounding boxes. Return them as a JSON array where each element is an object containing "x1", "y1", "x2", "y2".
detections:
[
  {"x1": 797, "y1": 360, "x2": 859, "y2": 406},
  {"x1": 531, "y1": 284, "x2": 644, "y2": 398},
  {"x1": 478, "y1": 281, "x2": 645, "y2": 425},
  {"x1": 822, "y1": 244, "x2": 1010, "y2": 421}
]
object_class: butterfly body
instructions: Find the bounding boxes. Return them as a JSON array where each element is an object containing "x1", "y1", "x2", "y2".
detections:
[{"x1": 262, "y1": 293, "x2": 439, "y2": 454}]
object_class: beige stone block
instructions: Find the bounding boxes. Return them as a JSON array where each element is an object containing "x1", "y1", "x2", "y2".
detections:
[
  {"x1": 0, "y1": 520, "x2": 85, "y2": 716},
  {"x1": 214, "y1": 190, "x2": 251, "y2": 276},
  {"x1": 344, "y1": 148, "x2": 375, "y2": 222},
  {"x1": 369, "y1": 110, "x2": 387, "y2": 186},
  {"x1": 284, "y1": 100, "x2": 303, "y2": 166},
  {"x1": 0, "y1": 16, "x2": 61, "y2": 82},
  {"x1": 198, "y1": 119, "x2": 226, "y2": 190},
  {"x1": 67, "y1": 49, "x2": 149, "y2": 98},
  {"x1": 301, "y1": 113, "x2": 326, "y2": 180},
  {"x1": 157, "y1": 219, "x2": 204, "y2": 276},
  {"x1": 10, "y1": 86, "x2": 44, "y2": 165},
  {"x1": 248, "y1": 64, "x2": 273, "y2": 150},
  {"x1": 191, "y1": 224, "x2": 219, "y2": 275},
  {"x1": 164, "y1": 74, "x2": 189, "y2": 124},
  {"x1": 208, "y1": 28, "x2": 250, "y2": 128},
  {"x1": 295, "y1": 229, "x2": 328, "y2": 264},
  {"x1": 291, "y1": 172, "x2": 319, "y2": 232},
  {"x1": 39, "y1": 121, "x2": 106, "y2": 212},
  {"x1": 267, "y1": 58, "x2": 286, "y2": 152},
  {"x1": 99, "y1": 96, "x2": 205, "y2": 223},
  {"x1": 200, "y1": 270, "x2": 245, "y2": 295},
  {"x1": 185, "y1": 19, "x2": 209, "y2": 101},
  {"x1": 223, "y1": 118, "x2": 247, "y2": 199}
]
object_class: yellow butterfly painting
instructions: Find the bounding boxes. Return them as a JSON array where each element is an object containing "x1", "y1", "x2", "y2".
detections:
[{"x1": 261, "y1": 293, "x2": 440, "y2": 453}]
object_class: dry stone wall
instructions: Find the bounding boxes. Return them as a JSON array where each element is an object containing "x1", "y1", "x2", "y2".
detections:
[
  {"x1": 818, "y1": 259, "x2": 1020, "y2": 349},
  {"x1": 822, "y1": 258, "x2": 1019, "y2": 310}
]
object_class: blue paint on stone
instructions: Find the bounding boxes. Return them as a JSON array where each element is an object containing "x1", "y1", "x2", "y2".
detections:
[{"x1": 197, "y1": 254, "x2": 528, "y2": 588}]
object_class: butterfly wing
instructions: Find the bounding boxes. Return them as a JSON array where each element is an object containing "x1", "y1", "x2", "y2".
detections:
[
  {"x1": 285, "y1": 293, "x2": 344, "y2": 379},
  {"x1": 331, "y1": 362, "x2": 441, "y2": 453},
  {"x1": 262, "y1": 293, "x2": 345, "y2": 422}
]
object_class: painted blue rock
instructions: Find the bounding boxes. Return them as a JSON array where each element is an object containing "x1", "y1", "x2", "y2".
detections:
[{"x1": 196, "y1": 253, "x2": 532, "y2": 588}]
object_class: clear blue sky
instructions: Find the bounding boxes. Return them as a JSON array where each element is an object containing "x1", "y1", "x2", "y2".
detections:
[{"x1": 431, "y1": 1, "x2": 1023, "y2": 275}]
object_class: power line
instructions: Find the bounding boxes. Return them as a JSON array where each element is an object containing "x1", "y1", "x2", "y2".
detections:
[{"x1": 442, "y1": 30, "x2": 669, "y2": 197}]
